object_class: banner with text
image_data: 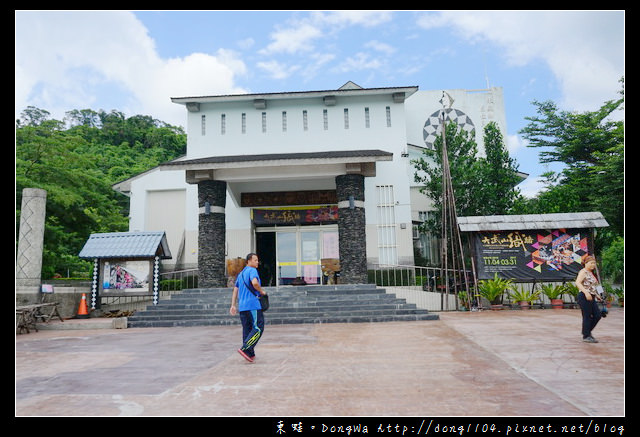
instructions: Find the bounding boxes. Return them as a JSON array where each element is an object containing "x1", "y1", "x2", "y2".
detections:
[
  {"x1": 473, "y1": 228, "x2": 591, "y2": 281},
  {"x1": 253, "y1": 206, "x2": 338, "y2": 226}
]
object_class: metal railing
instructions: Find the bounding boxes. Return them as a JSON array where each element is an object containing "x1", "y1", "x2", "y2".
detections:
[
  {"x1": 370, "y1": 264, "x2": 471, "y2": 311},
  {"x1": 99, "y1": 268, "x2": 199, "y2": 313}
]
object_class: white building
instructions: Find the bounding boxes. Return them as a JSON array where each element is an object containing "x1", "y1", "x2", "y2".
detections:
[{"x1": 113, "y1": 82, "x2": 507, "y2": 286}]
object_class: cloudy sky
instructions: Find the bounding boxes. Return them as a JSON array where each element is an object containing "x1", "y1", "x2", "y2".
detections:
[{"x1": 15, "y1": 10, "x2": 624, "y2": 196}]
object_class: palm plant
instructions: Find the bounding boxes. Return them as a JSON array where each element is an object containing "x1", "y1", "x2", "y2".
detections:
[
  {"x1": 540, "y1": 284, "x2": 564, "y2": 300},
  {"x1": 477, "y1": 273, "x2": 514, "y2": 304},
  {"x1": 508, "y1": 285, "x2": 541, "y2": 303}
]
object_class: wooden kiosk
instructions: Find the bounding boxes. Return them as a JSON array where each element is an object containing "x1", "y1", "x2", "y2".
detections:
[{"x1": 79, "y1": 231, "x2": 172, "y2": 309}]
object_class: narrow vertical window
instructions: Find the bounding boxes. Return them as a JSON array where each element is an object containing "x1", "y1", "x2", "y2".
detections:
[
  {"x1": 343, "y1": 108, "x2": 349, "y2": 129},
  {"x1": 323, "y1": 109, "x2": 328, "y2": 130},
  {"x1": 364, "y1": 107, "x2": 370, "y2": 128},
  {"x1": 386, "y1": 106, "x2": 391, "y2": 127},
  {"x1": 201, "y1": 115, "x2": 206, "y2": 135},
  {"x1": 220, "y1": 114, "x2": 226, "y2": 135},
  {"x1": 241, "y1": 113, "x2": 246, "y2": 134},
  {"x1": 282, "y1": 111, "x2": 287, "y2": 132},
  {"x1": 376, "y1": 184, "x2": 398, "y2": 265},
  {"x1": 262, "y1": 112, "x2": 267, "y2": 133},
  {"x1": 303, "y1": 110, "x2": 308, "y2": 131}
]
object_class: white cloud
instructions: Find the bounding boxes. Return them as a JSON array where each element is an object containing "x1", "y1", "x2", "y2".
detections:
[
  {"x1": 416, "y1": 10, "x2": 624, "y2": 112},
  {"x1": 260, "y1": 22, "x2": 323, "y2": 55},
  {"x1": 15, "y1": 11, "x2": 247, "y2": 127},
  {"x1": 257, "y1": 60, "x2": 301, "y2": 80},
  {"x1": 506, "y1": 134, "x2": 528, "y2": 155}
]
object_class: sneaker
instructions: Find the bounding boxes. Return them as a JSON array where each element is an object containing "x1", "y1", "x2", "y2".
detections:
[
  {"x1": 237, "y1": 349, "x2": 254, "y2": 362},
  {"x1": 583, "y1": 336, "x2": 599, "y2": 343}
]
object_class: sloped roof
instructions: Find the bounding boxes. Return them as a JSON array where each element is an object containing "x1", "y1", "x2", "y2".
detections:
[
  {"x1": 457, "y1": 212, "x2": 609, "y2": 232},
  {"x1": 159, "y1": 149, "x2": 393, "y2": 169},
  {"x1": 79, "y1": 231, "x2": 172, "y2": 260}
]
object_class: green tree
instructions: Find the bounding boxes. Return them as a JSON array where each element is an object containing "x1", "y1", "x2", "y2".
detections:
[
  {"x1": 519, "y1": 78, "x2": 624, "y2": 238},
  {"x1": 412, "y1": 122, "x2": 482, "y2": 233},
  {"x1": 476, "y1": 121, "x2": 521, "y2": 215},
  {"x1": 16, "y1": 106, "x2": 186, "y2": 278}
]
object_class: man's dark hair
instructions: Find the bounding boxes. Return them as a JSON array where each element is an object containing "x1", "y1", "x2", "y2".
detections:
[{"x1": 246, "y1": 253, "x2": 258, "y2": 262}]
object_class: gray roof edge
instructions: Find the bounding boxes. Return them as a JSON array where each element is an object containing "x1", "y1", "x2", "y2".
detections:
[
  {"x1": 458, "y1": 212, "x2": 609, "y2": 231},
  {"x1": 78, "y1": 231, "x2": 172, "y2": 260}
]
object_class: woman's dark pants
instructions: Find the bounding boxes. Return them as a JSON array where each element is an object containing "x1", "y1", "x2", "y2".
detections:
[{"x1": 577, "y1": 293, "x2": 601, "y2": 339}]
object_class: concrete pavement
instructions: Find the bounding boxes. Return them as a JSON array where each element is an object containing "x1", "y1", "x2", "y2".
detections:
[{"x1": 15, "y1": 307, "x2": 624, "y2": 417}]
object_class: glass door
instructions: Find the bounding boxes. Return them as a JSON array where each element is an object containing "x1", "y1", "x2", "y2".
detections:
[
  {"x1": 274, "y1": 226, "x2": 337, "y2": 285},
  {"x1": 276, "y1": 231, "x2": 298, "y2": 285},
  {"x1": 300, "y1": 231, "x2": 321, "y2": 285}
]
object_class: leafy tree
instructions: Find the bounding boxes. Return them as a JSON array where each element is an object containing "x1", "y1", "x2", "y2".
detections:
[
  {"x1": 518, "y1": 78, "x2": 624, "y2": 238},
  {"x1": 16, "y1": 106, "x2": 186, "y2": 278},
  {"x1": 412, "y1": 122, "x2": 482, "y2": 233},
  {"x1": 475, "y1": 121, "x2": 521, "y2": 215}
]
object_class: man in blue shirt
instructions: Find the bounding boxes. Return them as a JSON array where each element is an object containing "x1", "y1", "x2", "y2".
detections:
[{"x1": 230, "y1": 253, "x2": 267, "y2": 362}]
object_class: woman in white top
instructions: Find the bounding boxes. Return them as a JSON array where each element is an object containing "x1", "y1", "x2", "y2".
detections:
[{"x1": 575, "y1": 255, "x2": 603, "y2": 343}]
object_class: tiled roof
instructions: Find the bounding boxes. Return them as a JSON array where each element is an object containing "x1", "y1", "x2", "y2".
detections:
[
  {"x1": 159, "y1": 149, "x2": 393, "y2": 168},
  {"x1": 457, "y1": 212, "x2": 609, "y2": 232},
  {"x1": 79, "y1": 231, "x2": 172, "y2": 260}
]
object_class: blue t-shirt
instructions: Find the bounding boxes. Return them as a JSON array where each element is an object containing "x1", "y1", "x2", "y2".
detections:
[{"x1": 235, "y1": 266, "x2": 262, "y2": 311}]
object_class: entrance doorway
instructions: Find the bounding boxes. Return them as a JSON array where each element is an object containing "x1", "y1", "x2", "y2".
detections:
[{"x1": 256, "y1": 226, "x2": 338, "y2": 286}]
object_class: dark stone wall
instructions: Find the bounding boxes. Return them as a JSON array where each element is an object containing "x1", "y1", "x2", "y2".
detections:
[
  {"x1": 198, "y1": 180, "x2": 227, "y2": 287},
  {"x1": 336, "y1": 174, "x2": 367, "y2": 284}
]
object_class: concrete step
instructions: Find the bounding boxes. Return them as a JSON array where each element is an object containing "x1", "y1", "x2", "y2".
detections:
[{"x1": 127, "y1": 285, "x2": 439, "y2": 328}]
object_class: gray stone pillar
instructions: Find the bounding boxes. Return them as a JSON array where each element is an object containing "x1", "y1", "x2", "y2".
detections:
[
  {"x1": 16, "y1": 188, "x2": 47, "y2": 293},
  {"x1": 336, "y1": 174, "x2": 367, "y2": 284},
  {"x1": 198, "y1": 180, "x2": 227, "y2": 287}
]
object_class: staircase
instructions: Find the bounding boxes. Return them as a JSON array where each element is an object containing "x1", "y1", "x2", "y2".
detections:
[{"x1": 127, "y1": 284, "x2": 439, "y2": 328}]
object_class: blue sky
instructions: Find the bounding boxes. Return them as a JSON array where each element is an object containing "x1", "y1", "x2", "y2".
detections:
[{"x1": 15, "y1": 10, "x2": 624, "y2": 197}]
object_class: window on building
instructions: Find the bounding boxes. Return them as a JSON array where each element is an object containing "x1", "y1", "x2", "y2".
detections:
[
  {"x1": 386, "y1": 106, "x2": 391, "y2": 127},
  {"x1": 282, "y1": 111, "x2": 287, "y2": 132},
  {"x1": 414, "y1": 211, "x2": 439, "y2": 266},
  {"x1": 262, "y1": 112, "x2": 267, "y2": 133},
  {"x1": 220, "y1": 114, "x2": 226, "y2": 135},
  {"x1": 201, "y1": 115, "x2": 206, "y2": 135},
  {"x1": 303, "y1": 110, "x2": 308, "y2": 131},
  {"x1": 323, "y1": 109, "x2": 328, "y2": 130},
  {"x1": 241, "y1": 113, "x2": 246, "y2": 134},
  {"x1": 344, "y1": 108, "x2": 349, "y2": 129},
  {"x1": 376, "y1": 185, "x2": 397, "y2": 265},
  {"x1": 365, "y1": 107, "x2": 370, "y2": 128}
]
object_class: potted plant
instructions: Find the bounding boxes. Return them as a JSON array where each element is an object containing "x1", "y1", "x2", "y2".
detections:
[
  {"x1": 610, "y1": 285, "x2": 624, "y2": 307},
  {"x1": 457, "y1": 290, "x2": 474, "y2": 311},
  {"x1": 563, "y1": 282, "x2": 579, "y2": 308},
  {"x1": 541, "y1": 284, "x2": 565, "y2": 309},
  {"x1": 603, "y1": 283, "x2": 623, "y2": 307},
  {"x1": 478, "y1": 273, "x2": 514, "y2": 310},
  {"x1": 508, "y1": 285, "x2": 541, "y2": 310}
]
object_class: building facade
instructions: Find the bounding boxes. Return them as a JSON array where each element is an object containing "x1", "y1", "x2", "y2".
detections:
[{"x1": 113, "y1": 82, "x2": 507, "y2": 287}]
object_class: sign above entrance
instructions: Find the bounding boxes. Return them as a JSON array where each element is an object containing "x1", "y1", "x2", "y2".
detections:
[
  {"x1": 252, "y1": 206, "x2": 338, "y2": 226},
  {"x1": 242, "y1": 190, "x2": 337, "y2": 207}
]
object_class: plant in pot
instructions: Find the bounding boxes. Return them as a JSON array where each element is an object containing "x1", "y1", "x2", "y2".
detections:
[
  {"x1": 609, "y1": 285, "x2": 624, "y2": 307},
  {"x1": 541, "y1": 284, "x2": 565, "y2": 309},
  {"x1": 457, "y1": 290, "x2": 475, "y2": 311},
  {"x1": 508, "y1": 285, "x2": 541, "y2": 310},
  {"x1": 603, "y1": 283, "x2": 623, "y2": 307},
  {"x1": 563, "y1": 282, "x2": 579, "y2": 308},
  {"x1": 478, "y1": 273, "x2": 514, "y2": 310}
]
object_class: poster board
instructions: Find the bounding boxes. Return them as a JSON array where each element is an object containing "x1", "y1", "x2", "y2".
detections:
[{"x1": 473, "y1": 228, "x2": 591, "y2": 281}]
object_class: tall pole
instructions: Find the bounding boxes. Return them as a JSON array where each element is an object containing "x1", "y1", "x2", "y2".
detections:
[{"x1": 438, "y1": 92, "x2": 473, "y2": 311}]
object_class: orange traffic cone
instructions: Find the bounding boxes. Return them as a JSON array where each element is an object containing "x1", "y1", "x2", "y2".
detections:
[{"x1": 76, "y1": 293, "x2": 89, "y2": 319}]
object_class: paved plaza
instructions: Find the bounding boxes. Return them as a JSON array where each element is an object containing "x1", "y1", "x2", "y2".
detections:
[{"x1": 16, "y1": 308, "x2": 624, "y2": 418}]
